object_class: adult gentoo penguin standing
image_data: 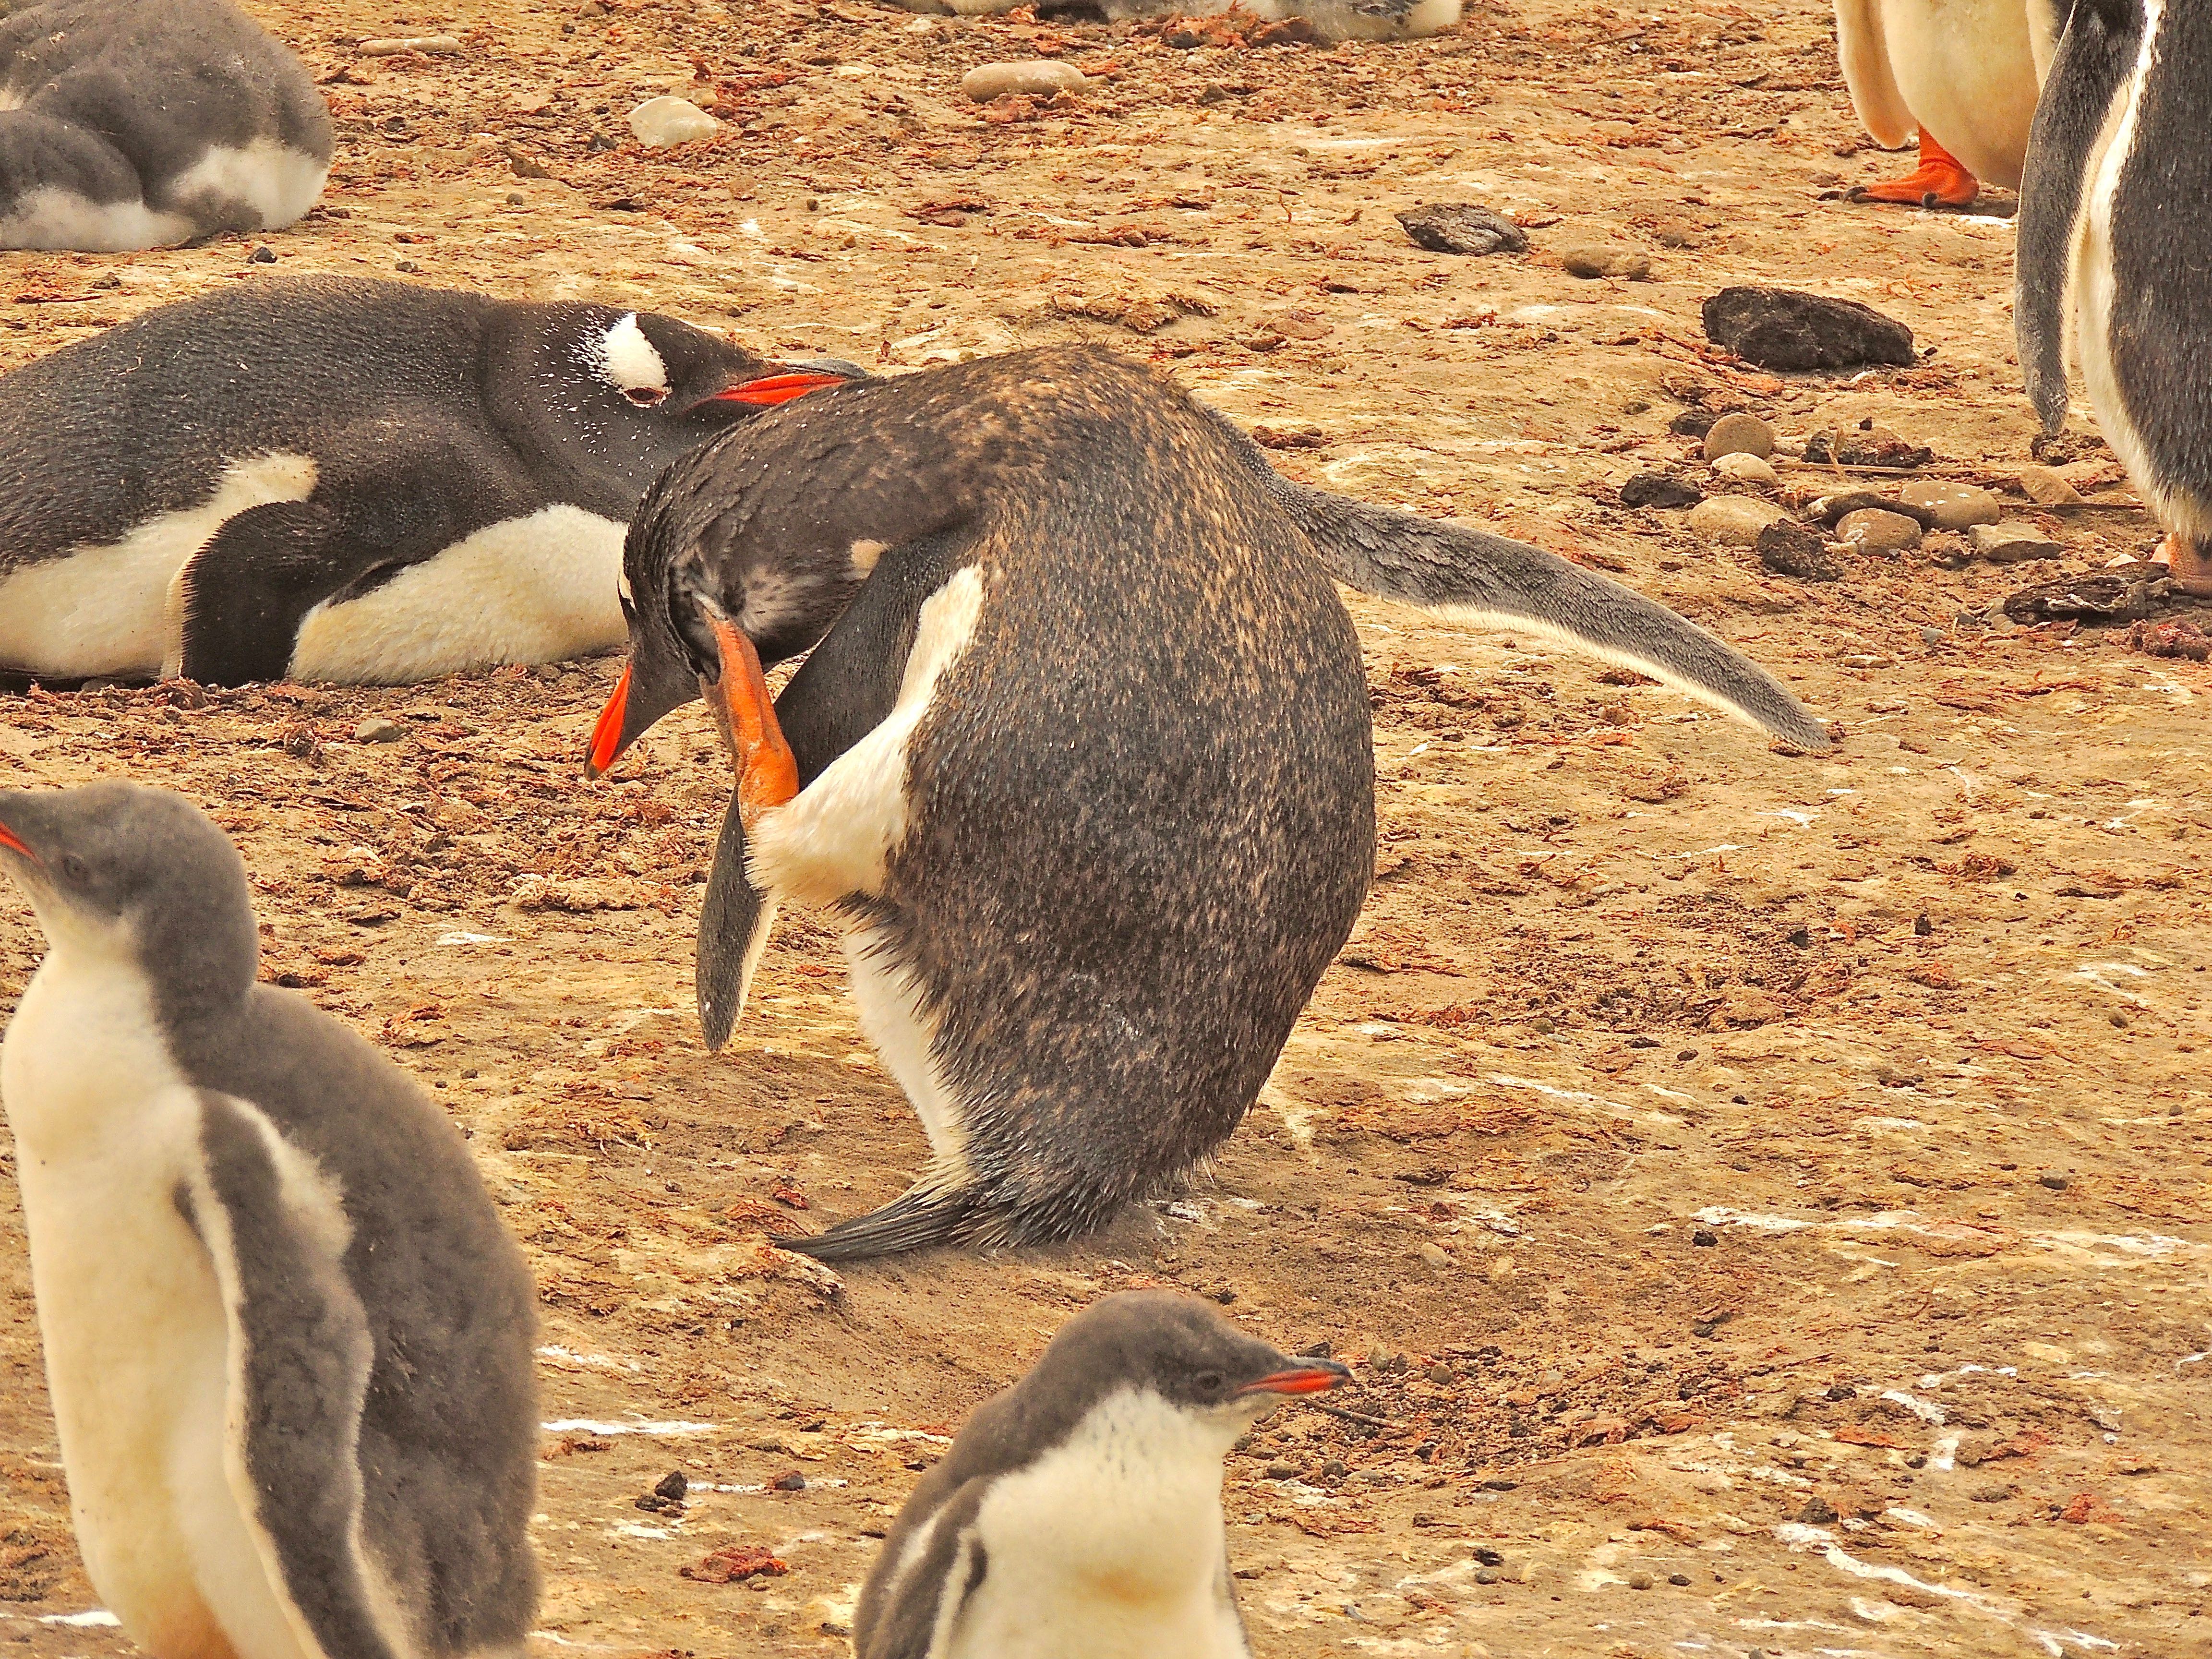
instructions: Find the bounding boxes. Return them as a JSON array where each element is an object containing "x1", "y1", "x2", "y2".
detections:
[
  {"x1": 0, "y1": 275, "x2": 856, "y2": 686},
  {"x1": 1833, "y1": 0, "x2": 2056, "y2": 206},
  {"x1": 853, "y1": 1290, "x2": 1348, "y2": 1659},
  {"x1": 0, "y1": 781, "x2": 540, "y2": 1659},
  {"x1": 0, "y1": 0, "x2": 332, "y2": 249},
  {"x1": 2018, "y1": 0, "x2": 2212, "y2": 595},
  {"x1": 585, "y1": 345, "x2": 1828, "y2": 1259}
]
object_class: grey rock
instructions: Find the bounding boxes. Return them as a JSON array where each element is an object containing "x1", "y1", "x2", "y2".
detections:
[
  {"x1": 2016, "y1": 464, "x2": 2082, "y2": 505},
  {"x1": 1837, "y1": 507, "x2": 1923, "y2": 553},
  {"x1": 1968, "y1": 522, "x2": 2063, "y2": 564},
  {"x1": 1701, "y1": 286, "x2": 1915, "y2": 372},
  {"x1": 1620, "y1": 471, "x2": 1703, "y2": 509},
  {"x1": 1395, "y1": 203, "x2": 1527, "y2": 256},
  {"x1": 1704, "y1": 412, "x2": 1776, "y2": 462},
  {"x1": 1560, "y1": 244, "x2": 1650, "y2": 280},
  {"x1": 1756, "y1": 520, "x2": 1840, "y2": 580},
  {"x1": 1899, "y1": 478, "x2": 2001, "y2": 530},
  {"x1": 629, "y1": 96, "x2": 720, "y2": 147},
  {"x1": 1687, "y1": 494, "x2": 1789, "y2": 546},
  {"x1": 353, "y1": 717, "x2": 405, "y2": 743},
  {"x1": 961, "y1": 60, "x2": 1089, "y2": 102}
]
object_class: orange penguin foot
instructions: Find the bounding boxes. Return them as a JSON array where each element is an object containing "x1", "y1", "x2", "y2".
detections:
[
  {"x1": 2157, "y1": 532, "x2": 2212, "y2": 599},
  {"x1": 1849, "y1": 131, "x2": 1980, "y2": 209}
]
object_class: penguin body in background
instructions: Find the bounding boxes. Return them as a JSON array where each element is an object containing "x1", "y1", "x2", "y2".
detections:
[
  {"x1": 0, "y1": 276, "x2": 854, "y2": 686},
  {"x1": 0, "y1": 781, "x2": 539, "y2": 1659},
  {"x1": 2018, "y1": 0, "x2": 2212, "y2": 594},
  {"x1": 854, "y1": 1291, "x2": 1348, "y2": 1659},
  {"x1": 0, "y1": 0, "x2": 332, "y2": 250},
  {"x1": 879, "y1": 0, "x2": 1460, "y2": 44}
]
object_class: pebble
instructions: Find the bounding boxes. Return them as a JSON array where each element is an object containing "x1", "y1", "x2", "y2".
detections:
[
  {"x1": 1649, "y1": 216, "x2": 1700, "y2": 248},
  {"x1": 1756, "y1": 520, "x2": 1841, "y2": 581},
  {"x1": 1419, "y1": 1242, "x2": 1453, "y2": 1271},
  {"x1": 2041, "y1": 1173, "x2": 2071, "y2": 1190},
  {"x1": 353, "y1": 717, "x2": 404, "y2": 743},
  {"x1": 1628, "y1": 1572, "x2": 1653, "y2": 1591},
  {"x1": 1899, "y1": 478, "x2": 2002, "y2": 530},
  {"x1": 1620, "y1": 470, "x2": 1703, "y2": 509},
  {"x1": 2016, "y1": 463, "x2": 2083, "y2": 505},
  {"x1": 1837, "y1": 507, "x2": 1923, "y2": 553},
  {"x1": 1703, "y1": 411, "x2": 1776, "y2": 462},
  {"x1": 359, "y1": 34, "x2": 461, "y2": 54},
  {"x1": 961, "y1": 60, "x2": 1089, "y2": 102},
  {"x1": 1711, "y1": 453, "x2": 1778, "y2": 486},
  {"x1": 629, "y1": 96, "x2": 720, "y2": 147},
  {"x1": 1967, "y1": 521, "x2": 2064, "y2": 564},
  {"x1": 1701, "y1": 285, "x2": 1915, "y2": 372},
  {"x1": 1426, "y1": 1362, "x2": 1456, "y2": 1385},
  {"x1": 1474, "y1": 1567, "x2": 1498, "y2": 1585},
  {"x1": 1320, "y1": 1459, "x2": 1348, "y2": 1479},
  {"x1": 1264, "y1": 1461, "x2": 1299, "y2": 1479},
  {"x1": 247, "y1": 245, "x2": 276, "y2": 264},
  {"x1": 1686, "y1": 494, "x2": 1789, "y2": 546},
  {"x1": 1395, "y1": 203, "x2": 1527, "y2": 256},
  {"x1": 1669, "y1": 1573, "x2": 1691, "y2": 1587},
  {"x1": 770, "y1": 1470, "x2": 806, "y2": 1491},
  {"x1": 1559, "y1": 244, "x2": 1651, "y2": 280}
]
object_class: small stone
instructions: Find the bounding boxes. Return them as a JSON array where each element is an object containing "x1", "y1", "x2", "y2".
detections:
[
  {"x1": 1899, "y1": 478, "x2": 2002, "y2": 530},
  {"x1": 394, "y1": 259, "x2": 420, "y2": 274},
  {"x1": 1419, "y1": 1242, "x2": 1453, "y2": 1271},
  {"x1": 770, "y1": 1470, "x2": 806, "y2": 1491},
  {"x1": 1395, "y1": 203, "x2": 1528, "y2": 256},
  {"x1": 1629, "y1": 1572, "x2": 1653, "y2": 1590},
  {"x1": 2040, "y1": 1173, "x2": 2070, "y2": 1190},
  {"x1": 353, "y1": 717, "x2": 404, "y2": 743},
  {"x1": 1756, "y1": 520, "x2": 1841, "y2": 581},
  {"x1": 1474, "y1": 1567, "x2": 1498, "y2": 1585},
  {"x1": 1703, "y1": 412, "x2": 1776, "y2": 461},
  {"x1": 1669, "y1": 1573, "x2": 1691, "y2": 1586},
  {"x1": 2016, "y1": 464, "x2": 2082, "y2": 505},
  {"x1": 629, "y1": 95, "x2": 720, "y2": 147},
  {"x1": 1712, "y1": 453, "x2": 1779, "y2": 486},
  {"x1": 1968, "y1": 522, "x2": 2064, "y2": 564},
  {"x1": 1971, "y1": 1483, "x2": 2013, "y2": 1503},
  {"x1": 1426, "y1": 1362, "x2": 1456, "y2": 1385},
  {"x1": 1687, "y1": 494, "x2": 1789, "y2": 546},
  {"x1": 1691, "y1": 1228, "x2": 1719, "y2": 1246},
  {"x1": 654, "y1": 1470, "x2": 688, "y2": 1502},
  {"x1": 1559, "y1": 244, "x2": 1651, "y2": 280},
  {"x1": 1803, "y1": 425, "x2": 1933, "y2": 469},
  {"x1": 247, "y1": 245, "x2": 276, "y2": 264},
  {"x1": 1650, "y1": 216, "x2": 1700, "y2": 248},
  {"x1": 359, "y1": 33, "x2": 462, "y2": 54},
  {"x1": 1264, "y1": 1461, "x2": 1299, "y2": 1479},
  {"x1": 1668, "y1": 409, "x2": 1717, "y2": 439},
  {"x1": 1620, "y1": 470, "x2": 1703, "y2": 509},
  {"x1": 506, "y1": 191, "x2": 526, "y2": 205},
  {"x1": 1320, "y1": 1458, "x2": 1348, "y2": 1479},
  {"x1": 961, "y1": 60, "x2": 1089, "y2": 102},
  {"x1": 1701, "y1": 285, "x2": 1916, "y2": 372},
  {"x1": 1797, "y1": 1495, "x2": 1839, "y2": 1524},
  {"x1": 1837, "y1": 507, "x2": 1923, "y2": 553}
]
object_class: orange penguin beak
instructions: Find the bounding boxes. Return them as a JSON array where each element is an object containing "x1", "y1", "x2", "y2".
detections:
[
  {"x1": 585, "y1": 662, "x2": 633, "y2": 779},
  {"x1": 712, "y1": 370, "x2": 851, "y2": 407},
  {"x1": 703, "y1": 615, "x2": 799, "y2": 830},
  {"x1": 1238, "y1": 1360, "x2": 1353, "y2": 1396}
]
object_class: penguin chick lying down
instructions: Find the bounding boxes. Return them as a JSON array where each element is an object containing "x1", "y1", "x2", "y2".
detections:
[
  {"x1": 853, "y1": 1290, "x2": 1349, "y2": 1659},
  {"x1": 586, "y1": 345, "x2": 1825, "y2": 1260}
]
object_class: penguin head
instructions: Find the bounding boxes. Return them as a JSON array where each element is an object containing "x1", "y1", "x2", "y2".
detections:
[{"x1": 0, "y1": 782, "x2": 258, "y2": 1011}]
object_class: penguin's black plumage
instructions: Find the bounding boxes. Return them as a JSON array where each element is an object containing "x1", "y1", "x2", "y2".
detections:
[
  {"x1": 853, "y1": 1290, "x2": 1348, "y2": 1659},
  {"x1": 0, "y1": 0, "x2": 332, "y2": 250},
  {"x1": 0, "y1": 276, "x2": 859, "y2": 685},
  {"x1": 2018, "y1": 0, "x2": 2212, "y2": 594},
  {"x1": 0, "y1": 782, "x2": 539, "y2": 1659}
]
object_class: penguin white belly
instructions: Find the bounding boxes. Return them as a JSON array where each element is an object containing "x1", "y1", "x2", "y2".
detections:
[
  {"x1": 285, "y1": 503, "x2": 627, "y2": 685},
  {"x1": 0, "y1": 453, "x2": 317, "y2": 678},
  {"x1": 0, "y1": 189, "x2": 195, "y2": 252},
  {"x1": 163, "y1": 140, "x2": 330, "y2": 234},
  {"x1": 945, "y1": 1389, "x2": 1249, "y2": 1659},
  {"x1": 1867, "y1": 0, "x2": 2039, "y2": 186},
  {"x1": 0, "y1": 946, "x2": 311, "y2": 1659}
]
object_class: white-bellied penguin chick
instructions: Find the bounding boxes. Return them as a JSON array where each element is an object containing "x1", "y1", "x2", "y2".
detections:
[
  {"x1": 854, "y1": 1289, "x2": 1350, "y2": 1659},
  {"x1": 0, "y1": 781, "x2": 540, "y2": 1659}
]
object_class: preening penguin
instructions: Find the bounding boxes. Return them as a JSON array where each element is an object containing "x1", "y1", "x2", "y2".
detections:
[
  {"x1": 2019, "y1": 0, "x2": 2212, "y2": 595},
  {"x1": 590, "y1": 345, "x2": 1382, "y2": 1258},
  {"x1": 0, "y1": 781, "x2": 540, "y2": 1659},
  {"x1": 0, "y1": 0, "x2": 332, "y2": 250},
  {"x1": 853, "y1": 1290, "x2": 1348, "y2": 1659},
  {"x1": 0, "y1": 276, "x2": 858, "y2": 686}
]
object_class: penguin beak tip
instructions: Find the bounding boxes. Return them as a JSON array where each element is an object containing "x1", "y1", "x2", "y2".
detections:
[
  {"x1": 1239, "y1": 1360, "x2": 1353, "y2": 1397},
  {"x1": 585, "y1": 663, "x2": 634, "y2": 781},
  {"x1": 712, "y1": 370, "x2": 853, "y2": 408}
]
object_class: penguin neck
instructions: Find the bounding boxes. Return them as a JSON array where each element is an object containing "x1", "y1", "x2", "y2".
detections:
[{"x1": 478, "y1": 308, "x2": 641, "y2": 518}]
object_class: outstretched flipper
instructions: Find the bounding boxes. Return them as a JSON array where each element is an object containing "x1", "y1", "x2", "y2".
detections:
[{"x1": 1206, "y1": 410, "x2": 1831, "y2": 751}]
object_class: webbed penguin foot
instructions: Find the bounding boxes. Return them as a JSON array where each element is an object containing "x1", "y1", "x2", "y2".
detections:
[
  {"x1": 1849, "y1": 130, "x2": 1979, "y2": 209},
  {"x1": 2156, "y1": 533, "x2": 2212, "y2": 599}
]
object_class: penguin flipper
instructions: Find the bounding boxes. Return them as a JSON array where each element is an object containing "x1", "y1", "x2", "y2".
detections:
[
  {"x1": 854, "y1": 1481, "x2": 993, "y2": 1659},
  {"x1": 172, "y1": 499, "x2": 357, "y2": 685},
  {"x1": 1206, "y1": 412, "x2": 1830, "y2": 750},
  {"x1": 697, "y1": 789, "x2": 778, "y2": 1051},
  {"x1": 182, "y1": 1090, "x2": 406, "y2": 1659},
  {"x1": 1832, "y1": 0, "x2": 1916, "y2": 148}
]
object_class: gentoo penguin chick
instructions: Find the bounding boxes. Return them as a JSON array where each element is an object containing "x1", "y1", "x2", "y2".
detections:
[
  {"x1": 0, "y1": 275, "x2": 860, "y2": 686},
  {"x1": 1833, "y1": 0, "x2": 2057, "y2": 206},
  {"x1": 591, "y1": 345, "x2": 1382, "y2": 1257},
  {"x1": 854, "y1": 1290, "x2": 1349, "y2": 1659},
  {"x1": 2019, "y1": 0, "x2": 2212, "y2": 596},
  {"x1": 0, "y1": 781, "x2": 540, "y2": 1659},
  {"x1": 878, "y1": 0, "x2": 1459, "y2": 42},
  {"x1": 0, "y1": 0, "x2": 332, "y2": 250}
]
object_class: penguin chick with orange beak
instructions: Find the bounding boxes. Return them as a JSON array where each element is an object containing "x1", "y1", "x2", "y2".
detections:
[{"x1": 588, "y1": 345, "x2": 1379, "y2": 1260}]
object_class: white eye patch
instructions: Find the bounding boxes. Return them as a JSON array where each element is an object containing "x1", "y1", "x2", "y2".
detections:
[{"x1": 598, "y1": 313, "x2": 671, "y2": 407}]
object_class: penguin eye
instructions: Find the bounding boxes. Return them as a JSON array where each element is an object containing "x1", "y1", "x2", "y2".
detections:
[
  {"x1": 59, "y1": 854, "x2": 88, "y2": 886},
  {"x1": 1196, "y1": 1371, "x2": 1226, "y2": 1399},
  {"x1": 623, "y1": 385, "x2": 669, "y2": 409}
]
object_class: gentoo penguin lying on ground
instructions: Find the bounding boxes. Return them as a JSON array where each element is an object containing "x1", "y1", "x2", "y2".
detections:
[
  {"x1": 878, "y1": 0, "x2": 1459, "y2": 42},
  {"x1": 586, "y1": 345, "x2": 1827, "y2": 1259},
  {"x1": 1832, "y1": 0, "x2": 2057, "y2": 206},
  {"x1": 0, "y1": 0, "x2": 332, "y2": 249},
  {"x1": 0, "y1": 781, "x2": 539, "y2": 1659},
  {"x1": 854, "y1": 1290, "x2": 1348, "y2": 1659},
  {"x1": 2019, "y1": 0, "x2": 2212, "y2": 596},
  {"x1": 0, "y1": 275, "x2": 855, "y2": 686}
]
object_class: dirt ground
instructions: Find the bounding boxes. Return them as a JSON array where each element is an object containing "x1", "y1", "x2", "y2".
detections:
[{"x1": 1, "y1": 0, "x2": 2208, "y2": 1654}]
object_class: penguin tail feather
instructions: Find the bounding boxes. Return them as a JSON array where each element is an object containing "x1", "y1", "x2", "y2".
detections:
[{"x1": 780, "y1": 1181, "x2": 982, "y2": 1262}]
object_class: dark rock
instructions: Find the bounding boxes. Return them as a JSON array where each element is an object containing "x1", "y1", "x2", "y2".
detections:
[
  {"x1": 771, "y1": 1470, "x2": 806, "y2": 1491},
  {"x1": 1621, "y1": 470, "x2": 1703, "y2": 509},
  {"x1": 1395, "y1": 203, "x2": 1529, "y2": 257},
  {"x1": 2003, "y1": 569, "x2": 2172, "y2": 624},
  {"x1": 1668, "y1": 409, "x2": 1717, "y2": 439},
  {"x1": 1797, "y1": 1495, "x2": 1840, "y2": 1524},
  {"x1": 654, "y1": 1470, "x2": 689, "y2": 1502},
  {"x1": 1473, "y1": 1548, "x2": 1506, "y2": 1565},
  {"x1": 1702, "y1": 286, "x2": 1916, "y2": 372},
  {"x1": 1756, "y1": 520, "x2": 1840, "y2": 580},
  {"x1": 1803, "y1": 426, "x2": 1934, "y2": 469},
  {"x1": 1691, "y1": 1229, "x2": 1719, "y2": 1247}
]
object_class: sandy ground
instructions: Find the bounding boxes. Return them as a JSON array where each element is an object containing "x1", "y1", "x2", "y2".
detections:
[{"x1": 1, "y1": 0, "x2": 2209, "y2": 1655}]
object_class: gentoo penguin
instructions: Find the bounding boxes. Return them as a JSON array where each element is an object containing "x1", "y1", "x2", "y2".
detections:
[
  {"x1": 2019, "y1": 0, "x2": 2212, "y2": 595},
  {"x1": 0, "y1": 781, "x2": 540, "y2": 1659},
  {"x1": 879, "y1": 0, "x2": 1459, "y2": 42},
  {"x1": 585, "y1": 345, "x2": 1827, "y2": 1259},
  {"x1": 1833, "y1": 0, "x2": 2058, "y2": 205},
  {"x1": 0, "y1": 275, "x2": 858, "y2": 686},
  {"x1": 853, "y1": 1290, "x2": 1348, "y2": 1659},
  {"x1": 0, "y1": 0, "x2": 332, "y2": 250}
]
